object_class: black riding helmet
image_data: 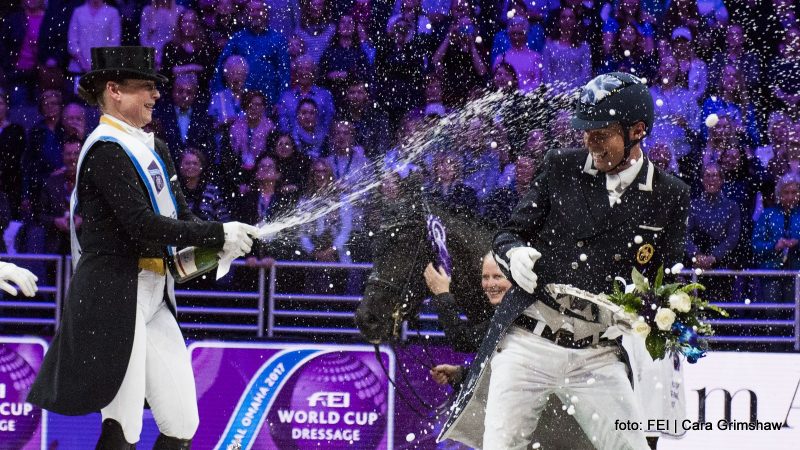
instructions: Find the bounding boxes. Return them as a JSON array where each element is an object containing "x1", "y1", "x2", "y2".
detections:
[{"x1": 572, "y1": 72, "x2": 654, "y2": 171}]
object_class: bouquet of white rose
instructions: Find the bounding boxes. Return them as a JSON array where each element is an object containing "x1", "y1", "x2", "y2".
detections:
[{"x1": 606, "y1": 265, "x2": 729, "y2": 362}]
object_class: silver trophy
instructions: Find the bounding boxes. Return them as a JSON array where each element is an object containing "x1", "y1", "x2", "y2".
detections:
[{"x1": 545, "y1": 283, "x2": 636, "y2": 330}]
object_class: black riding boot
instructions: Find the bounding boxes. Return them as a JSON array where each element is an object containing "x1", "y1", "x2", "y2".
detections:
[
  {"x1": 152, "y1": 434, "x2": 192, "y2": 450},
  {"x1": 95, "y1": 419, "x2": 136, "y2": 450}
]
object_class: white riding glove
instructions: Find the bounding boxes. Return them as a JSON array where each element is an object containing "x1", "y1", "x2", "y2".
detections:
[
  {"x1": 0, "y1": 262, "x2": 39, "y2": 297},
  {"x1": 506, "y1": 247, "x2": 541, "y2": 294},
  {"x1": 216, "y1": 222, "x2": 260, "y2": 280},
  {"x1": 220, "y1": 222, "x2": 259, "y2": 259}
]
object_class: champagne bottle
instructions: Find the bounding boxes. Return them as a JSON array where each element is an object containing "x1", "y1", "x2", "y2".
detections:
[{"x1": 169, "y1": 246, "x2": 222, "y2": 283}]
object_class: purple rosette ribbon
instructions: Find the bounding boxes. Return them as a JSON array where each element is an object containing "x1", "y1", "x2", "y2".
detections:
[{"x1": 427, "y1": 214, "x2": 452, "y2": 276}]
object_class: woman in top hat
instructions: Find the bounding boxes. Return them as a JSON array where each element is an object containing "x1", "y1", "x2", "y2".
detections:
[{"x1": 26, "y1": 46, "x2": 258, "y2": 450}]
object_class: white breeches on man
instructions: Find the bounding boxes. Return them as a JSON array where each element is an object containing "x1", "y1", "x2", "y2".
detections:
[
  {"x1": 101, "y1": 270, "x2": 199, "y2": 444},
  {"x1": 482, "y1": 326, "x2": 649, "y2": 450}
]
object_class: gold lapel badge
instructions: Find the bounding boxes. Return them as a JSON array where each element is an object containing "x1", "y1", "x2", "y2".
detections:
[{"x1": 637, "y1": 244, "x2": 655, "y2": 264}]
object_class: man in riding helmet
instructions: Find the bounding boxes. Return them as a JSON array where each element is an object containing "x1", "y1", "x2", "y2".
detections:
[{"x1": 439, "y1": 72, "x2": 690, "y2": 450}]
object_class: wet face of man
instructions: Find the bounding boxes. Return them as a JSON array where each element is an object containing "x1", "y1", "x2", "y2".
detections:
[
  {"x1": 584, "y1": 124, "x2": 627, "y2": 171},
  {"x1": 583, "y1": 120, "x2": 646, "y2": 173}
]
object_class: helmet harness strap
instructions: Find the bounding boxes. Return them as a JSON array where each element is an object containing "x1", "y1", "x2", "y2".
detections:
[{"x1": 608, "y1": 123, "x2": 643, "y2": 172}]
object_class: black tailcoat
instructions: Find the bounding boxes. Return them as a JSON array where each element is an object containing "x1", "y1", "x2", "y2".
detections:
[{"x1": 27, "y1": 137, "x2": 224, "y2": 415}]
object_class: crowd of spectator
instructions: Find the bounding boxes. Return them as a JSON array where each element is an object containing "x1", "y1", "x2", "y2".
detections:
[{"x1": 0, "y1": 0, "x2": 799, "y2": 304}]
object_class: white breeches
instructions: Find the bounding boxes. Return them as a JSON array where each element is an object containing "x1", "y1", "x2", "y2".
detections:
[
  {"x1": 482, "y1": 327, "x2": 649, "y2": 450},
  {"x1": 101, "y1": 270, "x2": 199, "y2": 443}
]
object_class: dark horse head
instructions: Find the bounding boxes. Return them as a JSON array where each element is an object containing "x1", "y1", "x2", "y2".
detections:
[{"x1": 355, "y1": 178, "x2": 495, "y2": 343}]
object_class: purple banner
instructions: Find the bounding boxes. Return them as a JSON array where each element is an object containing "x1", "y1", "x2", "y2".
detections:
[
  {"x1": 189, "y1": 342, "x2": 395, "y2": 449},
  {"x1": 389, "y1": 344, "x2": 474, "y2": 449},
  {"x1": 24, "y1": 338, "x2": 473, "y2": 449},
  {"x1": 0, "y1": 336, "x2": 47, "y2": 450}
]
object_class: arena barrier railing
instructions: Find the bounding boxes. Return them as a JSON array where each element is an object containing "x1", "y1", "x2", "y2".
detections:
[
  {"x1": 174, "y1": 259, "x2": 266, "y2": 336},
  {"x1": 678, "y1": 269, "x2": 800, "y2": 351},
  {"x1": 0, "y1": 253, "x2": 63, "y2": 331},
  {"x1": 266, "y1": 261, "x2": 373, "y2": 338},
  {"x1": 65, "y1": 257, "x2": 266, "y2": 336}
]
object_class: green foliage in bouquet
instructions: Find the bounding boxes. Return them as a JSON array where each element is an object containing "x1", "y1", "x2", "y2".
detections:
[{"x1": 607, "y1": 265, "x2": 729, "y2": 362}]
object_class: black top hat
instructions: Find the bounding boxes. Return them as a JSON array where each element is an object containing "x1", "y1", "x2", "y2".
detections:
[{"x1": 78, "y1": 46, "x2": 168, "y2": 95}]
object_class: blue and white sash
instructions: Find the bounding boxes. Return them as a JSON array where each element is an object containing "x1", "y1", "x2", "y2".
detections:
[{"x1": 70, "y1": 116, "x2": 179, "y2": 268}]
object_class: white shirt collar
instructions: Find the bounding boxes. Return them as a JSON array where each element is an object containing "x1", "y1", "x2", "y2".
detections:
[
  {"x1": 608, "y1": 155, "x2": 645, "y2": 189},
  {"x1": 605, "y1": 155, "x2": 645, "y2": 206},
  {"x1": 101, "y1": 114, "x2": 155, "y2": 149}
]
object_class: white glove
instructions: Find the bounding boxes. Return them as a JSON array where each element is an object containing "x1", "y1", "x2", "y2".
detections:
[
  {"x1": 0, "y1": 262, "x2": 39, "y2": 297},
  {"x1": 506, "y1": 247, "x2": 541, "y2": 294},
  {"x1": 216, "y1": 222, "x2": 259, "y2": 280},
  {"x1": 220, "y1": 222, "x2": 259, "y2": 259}
]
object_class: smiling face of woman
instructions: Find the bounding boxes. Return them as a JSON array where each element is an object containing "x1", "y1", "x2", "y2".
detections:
[
  {"x1": 255, "y1": 156, "x2": 281, "y2": 182},
  {"x1": 275, "y1": 135, "x2": 296, "y2": 158},
  {"x1": 310, "y1": 160, "x2": 333, "y2": 188},
  {"x1": 110, "y1": 79, "x2": 160, "y2": 128},
  {"x1": 245, "y1": 94, "x2": 266, "y2": 123},
  {"x1": 180, "y1": 152, "x2": 203, "y2": 179},
  {"x1": 481, "y1": 255, "x2": 511, "y2": 305}
]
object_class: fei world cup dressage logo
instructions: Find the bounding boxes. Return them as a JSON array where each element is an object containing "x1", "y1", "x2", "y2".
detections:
[
  {"x1": 0, "y1": 343, "x2": 42, "y2": 448},
  {"x1": 267, "y1": 352, "x2": 387, "y2": 449}
]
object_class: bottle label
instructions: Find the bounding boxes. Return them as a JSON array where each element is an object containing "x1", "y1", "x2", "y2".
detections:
[{"x1": 174, "y1": 248, "x2": 199, "y2": 279}]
